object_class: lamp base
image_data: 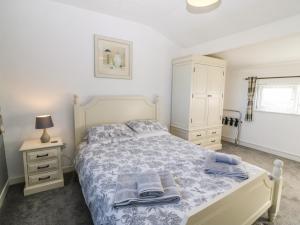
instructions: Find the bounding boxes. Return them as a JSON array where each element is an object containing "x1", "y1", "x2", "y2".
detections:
[{"x1": 40, "y1": 128, "x2": 50, "y2": 143}]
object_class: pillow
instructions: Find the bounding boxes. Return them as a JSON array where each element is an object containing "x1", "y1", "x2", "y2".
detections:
[
  {"x1": 126, "y1": 119, "x2": 168, "y2": 134},
  {"x1": 87, "y1": 123, "x2": 135, "y2": 144}
]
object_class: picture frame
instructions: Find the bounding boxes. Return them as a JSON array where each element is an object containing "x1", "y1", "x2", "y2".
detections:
[{"x1": 94, "y1": 34, "x2": 132, "y2": 79}]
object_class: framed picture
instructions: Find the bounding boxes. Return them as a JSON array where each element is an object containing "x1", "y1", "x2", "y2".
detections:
[{"x1": 94, "y1": 34, "x2": 132, "y2": 79}]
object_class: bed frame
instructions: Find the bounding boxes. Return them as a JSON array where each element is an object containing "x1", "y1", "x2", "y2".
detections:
[{"x1": 73, "y1": 95, "x2": 283, "y2": 225}]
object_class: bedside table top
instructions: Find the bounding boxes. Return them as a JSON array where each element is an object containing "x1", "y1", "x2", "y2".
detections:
[{"x1": 20, "y1": 137, "x2": 63, "y2": 151}]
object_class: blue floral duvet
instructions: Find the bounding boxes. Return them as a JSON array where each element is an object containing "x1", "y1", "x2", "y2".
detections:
[{"x1": 75, "y1": 132, "x2": 262, "y2": 225}]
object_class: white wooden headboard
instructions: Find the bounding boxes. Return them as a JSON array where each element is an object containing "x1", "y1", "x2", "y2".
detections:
[{"x1": 73, "y1": 95, "x2": 159, "y2": 147}]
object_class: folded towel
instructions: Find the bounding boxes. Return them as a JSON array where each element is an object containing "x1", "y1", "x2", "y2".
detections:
[
  {"x1": 137, "y1": 172, "x2": 164, "y2": 198},
  {"x1": 208, "y1": 152, "x2": 241, "y2": 165},
  {"x1": 114, "y1": 171, "x2": 180, "y2": 207},
  {"x1": 204, "y1": 157, "x2": 248, "y2": 180}
]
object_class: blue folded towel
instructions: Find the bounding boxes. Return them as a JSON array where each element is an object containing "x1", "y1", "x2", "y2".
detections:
[
  {"x1": 114, "y1": 171, "x2": 180, "y2": 207},
  {"x1": 137, "y1": 172, "x2": 164, "y2": 198},
  {"x1": 204, "y1": 152, "x2": 248, "y2": 180},
  {"x1": 209, "y1": 152, "x2": 241, "y2": 165},
  {"x1": 204, "y1": 161, "x2": 249, "y2": 180}
]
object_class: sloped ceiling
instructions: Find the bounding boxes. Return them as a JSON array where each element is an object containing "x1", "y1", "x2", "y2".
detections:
[
  {"x1": 52, "y1": 0, "x2": 300, "y2": 47},
  {"x1": 214, "y1": 33, "x2": 300, "y2": 68}
]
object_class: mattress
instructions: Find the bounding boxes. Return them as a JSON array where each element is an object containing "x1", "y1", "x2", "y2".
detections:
[{"x1": 75, "y1": 132, "x2": 263, "y2": 225}]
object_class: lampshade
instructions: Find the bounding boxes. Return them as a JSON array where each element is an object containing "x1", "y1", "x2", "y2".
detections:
[
  {"x1": 35, "y1": 115, "x2": 54, "y2": 129},
  {"x1": 187, "y1": 0, "x2": 219, "y2": 7}
]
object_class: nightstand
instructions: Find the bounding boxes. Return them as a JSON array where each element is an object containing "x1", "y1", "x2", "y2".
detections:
[{"x1": 19, "y1": 137, "x2": 64, "y2": 196}]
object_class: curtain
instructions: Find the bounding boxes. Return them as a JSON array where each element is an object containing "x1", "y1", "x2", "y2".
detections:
[{"x1": 245, "y1": 77, "x2": 257, "y2": 121}]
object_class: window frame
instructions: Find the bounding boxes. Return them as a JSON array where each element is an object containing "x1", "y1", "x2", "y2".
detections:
[{"x1": 254, "y1": 79, "x2": 300, "y2": 116}]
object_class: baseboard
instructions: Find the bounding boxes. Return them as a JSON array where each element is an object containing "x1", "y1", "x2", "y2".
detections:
[
  {"x1": 0, "y1": 180, "x2": 9, "y2": 208},
  {"x1": 222, "y1": 136, "x2": 300, "y2": 162},
  {"x1": 9, "y1": 166, "x2": 75, "y2": 185}
]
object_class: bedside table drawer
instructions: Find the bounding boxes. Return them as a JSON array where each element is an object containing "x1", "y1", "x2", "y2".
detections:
[
  {"x1": 27, "y1": 159, "x2": 58, "y2": 174},
  {"x1": 28, "y1": 170, "x2": 59, "y2": 185},
  {"x1": 27, "y1": 148, "x2": 58, "y2": 162}
]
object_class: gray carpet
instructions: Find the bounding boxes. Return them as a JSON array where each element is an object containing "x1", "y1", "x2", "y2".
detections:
[
  {"x1": 0, "y1": 142, "x2": 299, "y2": 225},
  {"x1": 221, "y1": 142, "x2": 300, "y2": 225},
  {"x1": 0, "y1": 173, "x2": 93, "y2": 225}
]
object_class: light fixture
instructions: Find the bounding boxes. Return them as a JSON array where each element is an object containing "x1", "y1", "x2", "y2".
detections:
[
  {"x1": 186, "y1": 0, "x2": 220, "y2": 13},
  {"x1": 35, "y1": 115, "x2": 54, "y2": 143},
  {"x1": 187, "y1": 0, "x2": 219, "y2": 7}
]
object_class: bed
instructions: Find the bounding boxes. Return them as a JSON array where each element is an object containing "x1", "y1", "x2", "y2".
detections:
[{"x1": 73, "y1": 95, "x2": 283, "y2": 225}]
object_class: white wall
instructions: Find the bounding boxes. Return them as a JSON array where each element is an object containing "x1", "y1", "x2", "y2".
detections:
[
  {"x1": 0, "y1": 0, "x2": 181, "y2": 178},
  {"x1": 223, "y1": 62, "x2": 300, "y2": 161}
]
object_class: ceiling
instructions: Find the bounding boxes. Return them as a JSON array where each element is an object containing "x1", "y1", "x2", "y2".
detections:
[
  {"x1": 214, "y1": 33, "x2": 300, "y2": 68},
  {"x1": 53, "y1": 0, "x2": 300, "y2": 47}
]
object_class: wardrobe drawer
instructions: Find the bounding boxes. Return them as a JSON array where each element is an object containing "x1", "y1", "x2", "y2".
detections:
[
  {"x1": 27, "y1": 148, "x2": 58, "y2": 162},
  {"x1": 207, "y1": 137, "x2": 221, "y2": 145},
  {"x1": 190, "y1": 130, "x2": 206, "y2": 140},
  {"x1": 27, "y1": 159, "x2": 58, "y2": 174},
  {"x1": 207, "y1": 128, "x2": 222, "y2": 136},
  {"x1": 28, "y1": 170, "x2": 59, "y2": 185},
  {"x1": 193, "y1": 138, "x2": 207, "y2": 146}
]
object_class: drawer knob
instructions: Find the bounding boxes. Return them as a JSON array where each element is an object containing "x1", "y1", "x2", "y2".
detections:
[
  {"x1": 37, "y1": 165, "x2": 50, "y2": 170},
  {"x1": 211, "y1": 140, "x2": 216, "y2": 143},
  {"x1": 36, "y1": 153, "x2": 49, "y2": 158},
  {"x1": 38, "y1": 176, "x2": 51, "y2": 181},
  {"x1": 196, "y1": 134, "x2": 202, "y2": 137},
  {"x1": 212, "y1": 131, "x2": 217, "y2": 134}
]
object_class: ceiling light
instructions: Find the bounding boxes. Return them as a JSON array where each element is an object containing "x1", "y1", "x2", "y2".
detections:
[
  {"x1": 186, "y1": 0, "x2": 219, "y2": 7},
  {"x1": 186, "y1": 0, "x2": 221, "y2": 13}
]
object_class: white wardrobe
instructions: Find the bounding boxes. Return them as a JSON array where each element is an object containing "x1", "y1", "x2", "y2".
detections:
[{"x1": 170, "y1": 55, "x2": 226, "y2": 150}]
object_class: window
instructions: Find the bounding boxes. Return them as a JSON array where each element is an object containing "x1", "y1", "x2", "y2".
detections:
[{"x1": 255, "y1": 79, "x2": 300, "y2": 115}]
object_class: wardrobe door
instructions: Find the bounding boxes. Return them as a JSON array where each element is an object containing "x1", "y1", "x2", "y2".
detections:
[
  {"x1": 207, "y1": 66, "x2": 224, "y2": 95},
  {"x1": 207, "y1": 66, "x2": 225, "y2": 126},
  {"x1": 190, "y1": 64, "x2": 207, "y2": 128},
  {"x1": 207, "y1": 96, "x2": 222, "y2": 126},
  {"x1": 171, "y1": 63, "x2": 193, "y2": 129}
]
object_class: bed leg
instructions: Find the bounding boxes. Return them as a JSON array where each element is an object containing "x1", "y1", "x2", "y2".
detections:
[{"x1": 268, "y1": 159, "x2": 284, "y2": 222}]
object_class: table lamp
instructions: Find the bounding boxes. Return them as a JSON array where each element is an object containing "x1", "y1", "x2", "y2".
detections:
[{"x1": 35, "y1": 115, "x2": 54, "y2": 143}]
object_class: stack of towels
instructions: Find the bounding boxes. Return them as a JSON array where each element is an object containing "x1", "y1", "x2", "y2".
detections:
[
  {"x1": 204, "y1": 152, "x2": 249, "y2": 180},
  {"x1": 114, "y1": 171, "x2": 181, "y2": 207}
]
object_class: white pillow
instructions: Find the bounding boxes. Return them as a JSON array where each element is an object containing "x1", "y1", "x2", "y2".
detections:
[
  {"x1": 126, "y1": 119, "x2": 168, "y2": 134},
  {"x1": 87, "y1": 123, "x2": 135, "y2": 144}
]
